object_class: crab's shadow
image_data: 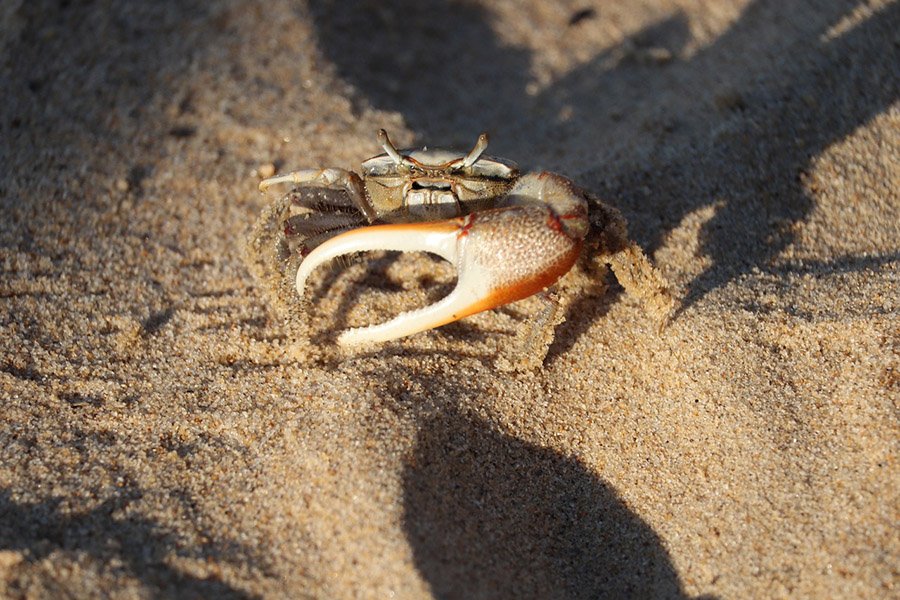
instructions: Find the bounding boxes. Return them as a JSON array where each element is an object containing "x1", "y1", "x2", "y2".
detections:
[{"x1": 307, "y1": 0, "x2": 900, "y2": 326}]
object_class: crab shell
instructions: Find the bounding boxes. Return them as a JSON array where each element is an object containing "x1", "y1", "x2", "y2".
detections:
[{"x1": 360, "y1": 148, "x2": 520, "y2": 220}]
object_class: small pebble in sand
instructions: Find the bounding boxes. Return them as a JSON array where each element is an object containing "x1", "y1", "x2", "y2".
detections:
[{"x1": 257, "y1": 163, "x2": 276, "y2": 179}]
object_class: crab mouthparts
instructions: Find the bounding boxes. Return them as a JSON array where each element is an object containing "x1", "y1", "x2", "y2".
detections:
[
  {"x1": 404, "y1": 179, "x2": 459, "y2": 216},
  {"x1": 411, "y1": 180, "x2": 451, "y2": 190}
]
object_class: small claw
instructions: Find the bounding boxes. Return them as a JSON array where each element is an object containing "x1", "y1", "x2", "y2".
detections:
[
  {"x1": 258, "y1": 169, "x2": 323, "y2": 192},
  {"x1": 296, "y1": 203, "x2": 586, "y2": 345}
]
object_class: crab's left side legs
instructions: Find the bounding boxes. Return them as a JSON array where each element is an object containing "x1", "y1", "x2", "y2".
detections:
[{"x1": 260, "y1": 167, "x2": 377, "y2": 222}]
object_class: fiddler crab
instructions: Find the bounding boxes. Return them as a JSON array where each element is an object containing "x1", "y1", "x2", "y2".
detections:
[{"x1": 249, "y1": 130, "x2": 672, "y2": 362}]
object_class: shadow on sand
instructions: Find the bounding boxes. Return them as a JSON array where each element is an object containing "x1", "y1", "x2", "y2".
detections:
[
  {"x1": 365, "y1": 368, "x2": 716, "y2": 599},
  {"x1": 403, "y1": 404, "x2": 714, "y2": 599},
  {"x1": 0, "y1": 487, "x2": 256, "y2": 598}
]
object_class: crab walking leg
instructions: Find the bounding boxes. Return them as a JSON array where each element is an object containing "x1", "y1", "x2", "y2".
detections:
[
  {"x1": 259, "y1": 168, "x2": 377, "y2": 222},
  {"x1": 296, "y1": 197, "x2": 588, "y2": 345}
]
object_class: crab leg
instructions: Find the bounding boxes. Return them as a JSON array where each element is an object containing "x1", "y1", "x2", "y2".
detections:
[
  {"x1": 259, "y1": 167, "x2": 377, "y2": 222},
  {"x1": 296, "y1": 173, "x2": 590, "y2": 345}
]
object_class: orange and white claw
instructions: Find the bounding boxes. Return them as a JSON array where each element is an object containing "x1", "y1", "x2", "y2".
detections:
[{"x1": 295, "y1": 202, "x2": 588, "y2": 346}]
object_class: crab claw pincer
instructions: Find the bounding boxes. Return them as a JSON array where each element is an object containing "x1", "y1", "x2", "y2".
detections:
[{"x1": 295, "y1": 173, "x2": 590, "y2": 345}]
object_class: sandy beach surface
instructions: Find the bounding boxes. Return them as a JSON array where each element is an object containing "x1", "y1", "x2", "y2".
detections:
[{"x1": 1, "y1": 1, "x2": 898, "y2": 597}]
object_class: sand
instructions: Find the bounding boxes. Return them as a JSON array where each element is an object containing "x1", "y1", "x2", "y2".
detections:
[{"x1": 1, "y1": 0, "x2": 898, "y2": 598}]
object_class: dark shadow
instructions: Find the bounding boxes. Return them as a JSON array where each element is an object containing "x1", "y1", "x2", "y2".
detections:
[
  {"x1": 304, "y1": 0, "x2": 532, "y2": 149},
  {"x1": 0, "y1": 487, "x2": 258, "y2": 598},
  {"x1": 307, "y1": 0, "x2": 900, "y2": 329},
  {"x1": 348, "y1": 359, "x2": 713, "y2": 600},
  {"x1": 760, "y1": 251, "x2": 900, "y2": 279},
  {"x1": 402, "y1": 401, "x2": 713, "y2": 599},
  {"x1": 358, "y1": 372, "x2": 715, "y2": 598},
  {"x1": 628, "y1": 0, "x2": 900, "y2": 313},
  {"x1": 0, "y1": 0, "x2": 213, "y2": 237}
]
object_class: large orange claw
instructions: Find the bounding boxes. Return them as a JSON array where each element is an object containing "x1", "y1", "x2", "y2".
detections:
[{"x1": 295, "y1": 173, "x2": 589, "y2": 345}]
